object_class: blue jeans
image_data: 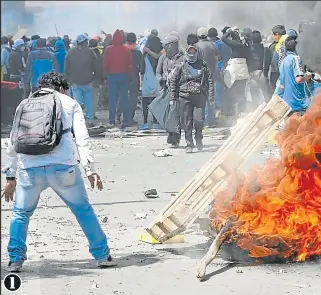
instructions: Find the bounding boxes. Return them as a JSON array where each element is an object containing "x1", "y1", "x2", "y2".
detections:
[
  {"x1": 8, "y1": 164, "x2": 109, "y2": 263},
  {"x1": 71, "y1": 83, "x2": 94, "y2": 121},
  {"x1": 108, "y1": 73, "x2": 130, "y2": 126}
]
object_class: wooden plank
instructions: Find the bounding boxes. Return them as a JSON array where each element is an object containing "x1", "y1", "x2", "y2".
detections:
[{"x1": 146, "y1": 96, "x2": 290, "y2": 242}]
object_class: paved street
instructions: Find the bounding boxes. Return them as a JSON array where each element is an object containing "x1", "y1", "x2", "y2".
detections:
[{"x1": 1, "y1": 122, "x2": 320, "y2": 295}]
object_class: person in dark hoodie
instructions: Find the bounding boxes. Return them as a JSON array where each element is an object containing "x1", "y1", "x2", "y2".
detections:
[
  {"x1": 65, "y1": 34, "x2": 100, "y2": 127},
  {"x1": 25, "y1": 38, "x2": 59, "y2": 94},
  {"x1": 169, "y1": 45, "x2": 214, "y2": 153},
  {"x1": 248, "y1": 30, "x2": 266, "y2": 107},
  {"x1": 54, "y1": 40, "x2": 67, "y2": 74},
  {"x1": 143, "y1": 29, "x2": 163, "y2": 73},
  {"x1": 103, "y1": 29, "x2": 132, "y2": 127},
  {"x1": 156, "y1": 35, "x2": 184, "y2": 148},
  {"x1": 63, "y1": 35, "x2": 71, "y2": 51}
]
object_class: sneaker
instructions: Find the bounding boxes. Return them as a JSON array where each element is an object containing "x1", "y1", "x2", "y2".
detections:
[
  {"x1": 139, "y1": 123, "x2": 149, "y2": 131},
  {"x1": 196, "y1": 141, "x2": 204, "y2": 151},
  {"x1": 8, "y1": 261, "x2": 23, "y2": 273},
  {"x1": 151, "y1": 123, "x2": 162, "y2": 130},
  {"x1": 185, "y1": 146, "x2": 193, "y2": 154},
  {"x1": 97, "y1": 255, "x2": 117, "y2": 268}
]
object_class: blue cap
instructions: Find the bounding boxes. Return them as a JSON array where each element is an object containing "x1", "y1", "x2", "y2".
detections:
[
  {"x1": 76, "y1": 34, "x2": 89, "y2": 44},
  {"x1": 12, "y1": 39, "x2": 25, "y2": 50},
  {"x1": 287, "y1": 29, "x2": 298, "y2": 37}
]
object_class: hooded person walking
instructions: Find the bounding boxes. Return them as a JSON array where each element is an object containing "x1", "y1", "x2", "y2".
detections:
[
  {"x1": 103, "y1": 29, "x2": 132, "y2": 127},
  {"x1": 54, "y1": 40, "x2": 67, "y2": 74}
]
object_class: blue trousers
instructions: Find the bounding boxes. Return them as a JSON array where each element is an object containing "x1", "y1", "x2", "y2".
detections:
[
  {"x1": 71, "y1": 83, "x2": 94, "y2": 121},
  {"x1": 108, "y1": 73, "x2": 130, "y2": 126},
  {"x1": 8, "y1": 164, "x2": 109, "y2": 263}
]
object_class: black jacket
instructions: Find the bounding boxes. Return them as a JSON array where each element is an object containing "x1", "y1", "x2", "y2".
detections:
[
  {"x1": 169, "y1": 59, "x2": 214, "y2": 107},
  {"x1": 129, "y1": 47, "x2": 142, "y2": 83},
  {"x1": 65, "y1": 44, "x2": 99, "y2": 85},
  {"x1": 263, "y1": 42, "x2": 278, "y2": 78},
  {"x1": 8, "y1": 50, "x2": 27, "y2": 78},
  {"x1": 221, "y1": 30, "x2": 252, "y2": 63}
]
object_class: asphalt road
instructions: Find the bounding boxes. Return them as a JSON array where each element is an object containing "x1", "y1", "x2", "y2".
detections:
[{"x1": 1, "y1": 123, "x2": 320, "y2": 295}]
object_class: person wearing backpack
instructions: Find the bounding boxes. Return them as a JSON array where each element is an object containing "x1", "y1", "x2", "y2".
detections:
[{"x1": 2, "y1": 72, "x2": 116, "y2": 273}]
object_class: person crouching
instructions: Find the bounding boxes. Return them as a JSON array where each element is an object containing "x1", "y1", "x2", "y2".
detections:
[{"x1": 169, "y1": 46, "x2": 214, "y2": 153}]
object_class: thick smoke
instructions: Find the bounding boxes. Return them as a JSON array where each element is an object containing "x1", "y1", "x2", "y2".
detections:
[
  {"x1": 23, "y1": 1, "x2": 318, "y2": 38},
  {"x1": 296, "y1": 2, "x2": 321, "y2": 74}
]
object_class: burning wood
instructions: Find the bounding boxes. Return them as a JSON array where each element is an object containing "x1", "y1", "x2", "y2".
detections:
[
  {"x1": 209, "y1": 93, "x2": 321, "y2": 263},
  {"x1": 196, "y1": 217, "x2": 235, "y2": 281}
]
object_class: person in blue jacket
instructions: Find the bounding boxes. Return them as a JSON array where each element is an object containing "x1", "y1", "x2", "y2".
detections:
[
  {"x1": 25, "y1": 38, "x2": 59, "y2": 93},
  {"x1": 54, "y1": 40, "x2": 67, "y2": 74}
]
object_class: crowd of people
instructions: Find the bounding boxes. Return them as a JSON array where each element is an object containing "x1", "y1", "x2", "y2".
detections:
[
  {"x1": 1, "y1": 22, "x2": 321, "y2": 151},
  {"x1": 1, "y1": 21, "x2": 321, "y2": 273}
]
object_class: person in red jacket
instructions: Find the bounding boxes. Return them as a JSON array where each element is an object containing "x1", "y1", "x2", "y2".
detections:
[{"x1": 103, "y1": 29, "x2": 132, "y2": 127}]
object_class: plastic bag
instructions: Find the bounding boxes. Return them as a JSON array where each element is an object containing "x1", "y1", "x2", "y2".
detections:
[
  {"x1": 149, "y1": 91, "x2": 180, "y2": 134},
  {"x1": 164, "y1": 101, "x2": 180, "y2": 134},
  {"x1": 142, "y1": 56, "x2": 159, "y2": 97}
]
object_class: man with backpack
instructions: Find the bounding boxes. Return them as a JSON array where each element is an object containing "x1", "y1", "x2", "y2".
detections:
[{"x1": 2, "y1": 72, "x2": 116, "y2": 273}]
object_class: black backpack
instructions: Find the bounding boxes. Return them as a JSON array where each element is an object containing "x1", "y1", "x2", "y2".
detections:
[{"x1": 11, "y1": 89, "x2": 70, "y2": 155}]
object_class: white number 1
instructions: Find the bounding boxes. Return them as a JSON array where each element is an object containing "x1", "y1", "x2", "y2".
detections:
[{"x1": 10, "y1": 277, "x2": 15, "y2": 290}]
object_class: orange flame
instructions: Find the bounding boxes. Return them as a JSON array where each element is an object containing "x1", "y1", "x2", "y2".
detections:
[{"x1": 210, "y1": 93, "x2": 321, "y2": 262}]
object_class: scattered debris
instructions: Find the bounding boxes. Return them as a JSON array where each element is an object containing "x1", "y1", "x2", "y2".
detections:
[
  {"x1": 40, "y1": 255, "x2": 45, "y2": 258},
  {"x1": 92, "y1": 283, "x2": 99, "y2": 289},
  {"x1": 134, "y1": 212, "x2": 147, "y2": 219},
  {"x1": 101, "y1": 216, "x2": 108, "y2": 223},
  {"x1": 236, "y1": 269, "x2": 243, "y2": 274},
  {"x1": 144, "y1": 189, "x2": 159, "y2": 199},
  {"x1": 130, "y1": 142, "x2": 138, "y2": 145},
  {"x1": 153, "y1": 149, "x2": 173, "y2": 157}
]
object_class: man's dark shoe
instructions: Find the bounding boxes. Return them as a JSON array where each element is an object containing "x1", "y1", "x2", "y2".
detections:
[
  {"x1": 196, "y1": 140, "x2": 204, "y2": 151},
  {"x1": 97, "y1": 255, "x2": 117, "y2": 268},
  {"x1": 171, "y1": 142, "x2": 180, "y2": 149},
  {"x1": 86, "y1": 121, "x2": 95, "y2": 128}
]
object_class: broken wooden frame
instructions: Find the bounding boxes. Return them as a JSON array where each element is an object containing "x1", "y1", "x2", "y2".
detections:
[{"x1": 146, "y1": 95, "x2": 291, "y2": 243}]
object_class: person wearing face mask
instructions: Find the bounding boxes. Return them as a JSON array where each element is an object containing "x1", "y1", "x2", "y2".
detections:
[
  {"x1": 169, "y1": 45, "x2": 214, "y2": 153},
  {"x1": 156, "y1": 36, "x2": 184, "y2": 147}
]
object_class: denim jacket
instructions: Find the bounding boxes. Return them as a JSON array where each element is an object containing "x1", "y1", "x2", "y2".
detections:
[{"x1": 3, "y1": 89, "x2": 96, "y2": 177}]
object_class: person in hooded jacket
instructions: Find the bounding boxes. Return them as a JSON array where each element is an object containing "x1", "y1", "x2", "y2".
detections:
[
  {"x1": 54, "y1": 40, "x2": 67, "y2": 74},
  {"x1": 65, "y1": 34, "x2": 100, "y2": 127},
  {"x1": 156, "y1": 36, "x2": 184, "y2": 147},
  {"x1": 103, "y1": 29, "x2": 132, "y2": 127},
  {"x1": 63, "y1": 35, "x2": 71, "y2": 51},
  {"x1": 170, "y1": 45, "x2": 214, "y2": 153}
]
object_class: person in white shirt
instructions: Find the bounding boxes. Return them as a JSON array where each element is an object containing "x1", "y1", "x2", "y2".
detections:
[{"x1": 2, "y1": 72, "x2": 116, "y2": 272}]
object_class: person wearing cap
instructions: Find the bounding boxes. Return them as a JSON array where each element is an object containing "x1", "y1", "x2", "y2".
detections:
[
  {"x1": 195, "y1": 27, "x2": 219, "y2": 128},
  {"x1": 263, "y1": 25, "x2": 286, "y2": 96},
  {"x1": 25, "y1": 37, "x2": 59, "y2": 95},
  {"x1": 1, "y1": 36, "x2": 11, "y2": 81},
  {"x1": 65, "y1": 34, "x2": 100, "y2": 128},
  {"x1": 156, "y1": 35, "x2": 184, "y2": 147},
  {"x1": 169, "y1": 45, "x2": 214, "y2": 153}
]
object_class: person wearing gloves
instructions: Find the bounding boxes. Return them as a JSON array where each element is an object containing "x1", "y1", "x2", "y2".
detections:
[
  {"x1": 65, "y1": 34, "x2": 100, "y2": 128},
  {"x1": 221, "y1": 26, "x2": 252, "y2": 125},
  {"x1": 169, "y1": 45, "x2": 214, "y2": 153},
  {"x1": 2, "y1": 72, "x2": 116, "y2": 273},
  {"x1": 156, "y1": 35, "x2": 184, "y2": 148}
]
